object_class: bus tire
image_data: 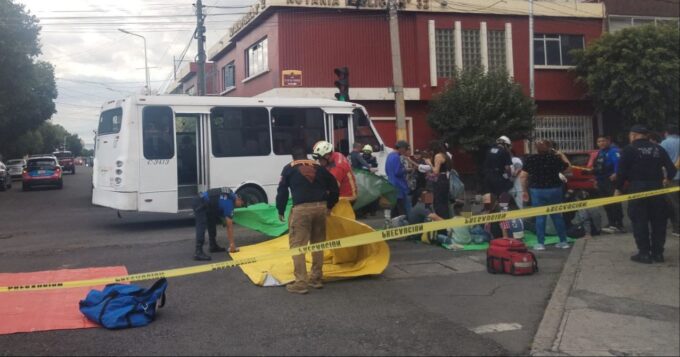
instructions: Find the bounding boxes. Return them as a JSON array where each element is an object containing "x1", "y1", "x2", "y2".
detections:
[{"x1": 237, "y1": 186, "x2": 267, "y2": 205}]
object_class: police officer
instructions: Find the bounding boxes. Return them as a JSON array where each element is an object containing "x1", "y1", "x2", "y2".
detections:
[
  {"x1": 276, "y1": 146, "x2": 339, "y2": 294},
  {"x1": 615, "y1": 125, "x2": 677, "y2": 264},
  {"x1": 591, "y1": 135, "x2": 625, "y2": 233},
  {"x1": 482, "y1": 136, "x2": 514, "y2": 209},
  {"x1": 192, "y1": 187, "x2": 244, "y2": 261}
]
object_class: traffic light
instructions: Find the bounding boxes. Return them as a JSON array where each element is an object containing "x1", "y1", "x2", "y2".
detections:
[{"x1": 334, "y1": 67, "x2": 349, "y2": 102}]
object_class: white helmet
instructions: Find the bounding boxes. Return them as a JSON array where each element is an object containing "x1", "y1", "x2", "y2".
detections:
[
  {"x1": 362, "y1": 144, "x2": 373, "y2": 154},
  {"x1": 497, "y1": 135, "x2": 511, "y2": 146},
  {"x1": 312, "y1": 140, "x2": 334, "y2": 159}
]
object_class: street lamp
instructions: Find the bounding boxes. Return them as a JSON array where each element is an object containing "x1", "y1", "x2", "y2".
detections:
[{"x1": 118, "y1": 28, "x2": 150, "y2": 95}]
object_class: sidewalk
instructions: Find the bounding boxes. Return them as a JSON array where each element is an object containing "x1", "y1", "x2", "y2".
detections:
[{"x1": 532, "y1": 234, "x2": 680, "y2": 356}]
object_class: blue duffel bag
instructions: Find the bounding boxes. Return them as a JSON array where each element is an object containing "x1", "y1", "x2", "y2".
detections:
[{"x1": 79, "y1": 278, "x2": 167, "y2": 329}]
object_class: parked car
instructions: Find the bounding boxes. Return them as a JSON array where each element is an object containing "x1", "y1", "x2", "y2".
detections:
[
  {"x1": 22, "y1": 156, "x2": 63, "y2": 191},
  {"x1": 6, "y1": 159, "x2": 26, "y2": 179},
  {"x1": 564, "y1": 150, "x2": 598, "y2": 192},
  {"x1": 0, "y1": 161, "x2": 11, "y2": 191},
  {"x1": 53, "y1": 151, "x2": 76, "y2": 174}
]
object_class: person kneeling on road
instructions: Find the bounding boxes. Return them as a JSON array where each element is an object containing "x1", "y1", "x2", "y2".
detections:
[
  {"x1": 390, "y1": 189, "x2": 452, "y2": 246},
  {"x1": 192, "y1": 187, "x2": 244, "y2": 261},
  {"x1": 277, "y1": 146, "x2": 339, "y2": 295}
]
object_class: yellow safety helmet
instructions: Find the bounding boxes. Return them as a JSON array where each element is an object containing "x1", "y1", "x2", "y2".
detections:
[
  {"x1": 362, "y1": 145, "x2": 373, "y2": 154},
  {"x1": 312, "y1": 140, "x2": 334, "y2": 159}
]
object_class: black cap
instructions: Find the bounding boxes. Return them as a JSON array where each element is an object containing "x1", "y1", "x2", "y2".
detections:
[
  {"x1": 395, "y1": 140, "x2": 410, "y2": 149},
  {"x1": 630, "y1": 124, "x2": 649, "y2": 134}
]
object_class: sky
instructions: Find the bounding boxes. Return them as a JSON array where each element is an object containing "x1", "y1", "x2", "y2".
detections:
[{"x1": 17, "y1": 0, "x2": 254, "y2": 146}]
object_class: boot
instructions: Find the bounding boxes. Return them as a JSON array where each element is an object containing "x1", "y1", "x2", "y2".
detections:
[
  {"x1": 630, "y1": 252, "x2": 652, "y2": 264},
  {"x1": 194, "y1": 247, "x2": 211, "y2": 261},
  {"x1": 651, "y1": 253, "x2": 665, "y2": 263}
]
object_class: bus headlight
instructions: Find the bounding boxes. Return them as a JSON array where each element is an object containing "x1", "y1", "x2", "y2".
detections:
[
  {"x1": 116, "y1": 169, "x2": 123, "y2": 175},
  {"x1": 116, "y1": 160, "x2": 124, "y2": 167},
  {"x1": 115, "y1": 177, "x2": 122, "y2": 185}
]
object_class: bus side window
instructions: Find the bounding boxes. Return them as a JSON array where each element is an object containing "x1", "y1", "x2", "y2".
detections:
[
  {"x1": 271, "y1": 107, "x2": 324, "y2": 155},
  {"x1": 99, "y1": 108, "x2": 123, "y2": 135},
  {"x1": 142, "y1": 106, "x2": 175, "y2": 160},
  {"x1": 352, "y1": 109, "x2": 381, "y2": 152},
  {"x1": 210, "y1": 107, "x2": 270, "y2": 157},
  {"x1": 333, "y1": 114, "x2": 350, "y2": 156}
]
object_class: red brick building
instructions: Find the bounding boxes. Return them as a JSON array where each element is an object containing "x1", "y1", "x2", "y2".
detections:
[{"x1": 169, "y1": 0, "x2": 605, "y2": 172}]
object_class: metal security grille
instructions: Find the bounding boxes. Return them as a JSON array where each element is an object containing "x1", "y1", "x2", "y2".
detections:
[
  {"x1": 487, "y1": 30, "x2": 506, "y2": 72},
  {"x1": 435, "y1": 28, "x2": 456, "y2": 78},
  {"x1": 462, "y1": 29, "x2": 481, "y2": 70},
  {"x1": 533, "y1": 116, "x2": 593, "y2": 152}
]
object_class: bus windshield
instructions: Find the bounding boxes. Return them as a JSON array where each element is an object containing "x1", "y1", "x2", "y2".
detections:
[{"x1": 98, "y1": 108, "x2": 123, "y2": 135}]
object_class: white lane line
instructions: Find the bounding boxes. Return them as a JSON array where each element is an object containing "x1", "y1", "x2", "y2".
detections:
[{"x1": 471, "y1": 322, "x2": 523, "y2": 334}]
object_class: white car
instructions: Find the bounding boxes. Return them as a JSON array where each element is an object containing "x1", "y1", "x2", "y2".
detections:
[
  {"x1": 6, "y1": 159, "x2": 26, "y2": 180},
  {"x1": 0, "y1": 161, "x2": 12, "y2": 191}
]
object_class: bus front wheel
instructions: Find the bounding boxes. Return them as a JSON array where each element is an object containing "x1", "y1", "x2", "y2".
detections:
[{"x1": 237, "y1": 186, "x2": 267, "y2": 206}]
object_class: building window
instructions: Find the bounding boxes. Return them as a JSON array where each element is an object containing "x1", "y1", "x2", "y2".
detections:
[
  {"x1": 487, "y1": 30, "x2": 506, "y2": 72},
  {"x1": 210, "y1": 107, "x2": 271, "y2": 157},
  {"x1": 271, "y1": 107, "x2": 325, "y2": 155},
  {"x1": 609, "y1": 15, "x2": 680, "y2": 32},
  {"x1": 462, "y1": 29, "x2": 481, "y2": 70},
  {"x1": 142, "y1": 106, "x2": 175, "y2": 160},
  {"x1": 435, "y1": 28, "x2": 456, "y2": 77},
  {"x1": 534, "y1": 34, "x2": 584, "y2": 66},
  {"x1": 222, "y1": 61, "x2": 235, "y2": 90},
  {"x1": 245, "y1": 38, "x2": 268, "y2": 78},
  {"x1": 533, "y1": 115, "x2": 593, "y2": 152}
]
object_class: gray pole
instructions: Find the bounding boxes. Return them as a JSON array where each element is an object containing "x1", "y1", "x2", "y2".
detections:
[
  {"x1": 529, "y1": 0, "x2": 535, "y2": 98},
  {"x1": 118, "y1": 29, "x2": 150, "y2": 95},
  {"x1": 388, "y1": 0, "x2": 407, "y2": 142},
  {"x1": 196, "y1": 0, "x2": 206, "y2": 96}
]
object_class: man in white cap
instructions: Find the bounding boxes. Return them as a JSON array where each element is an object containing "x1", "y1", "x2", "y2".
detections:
[{"x1": 482, "y1": 136, "x2": 514, "y2": 208}]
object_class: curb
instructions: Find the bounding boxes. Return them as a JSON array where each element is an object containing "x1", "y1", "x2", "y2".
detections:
[{"x1": 530, "y1": 238, "x2": 587, "y2": 356}]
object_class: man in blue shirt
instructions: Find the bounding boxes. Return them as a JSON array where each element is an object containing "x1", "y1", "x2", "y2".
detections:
[
  {"x1": 192, "y1": 187, "x2": 244, "y2": 261},
  {"x1": 591, "y1": 135, "x2": 624, "y2": 233},
  {"x1": 386, "y1": 140, "x2": 411, "y2": 217},
  {"x1": 661, "y1": 124, "x2": 680, "y2": 236}
]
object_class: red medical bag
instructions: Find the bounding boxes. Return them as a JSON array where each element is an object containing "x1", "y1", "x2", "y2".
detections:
[{"x1": 486, "y1": 238, "x2": 538, "y2": 276}]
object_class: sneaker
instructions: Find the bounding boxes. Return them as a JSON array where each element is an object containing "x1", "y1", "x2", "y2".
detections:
[
  {"x1": 286, "y1": 283, "x2": 309, "y2": 294},
  {"x1": 630, "y1": 253, "x2": 652, "y2": 264},
  {"x1": 307, "y1": 279, "x2": 323, "y2": 289},
  {"x1": 533, "y1": 244, "x2": 546, "y2": 251},
  {"x1": 651, "y1": 254, "x2": 665, "y2": 263},
  {"x1": 208, "y1": 245, "x2": 226, "y2": 253},
  {"x1": 672, "y1": 232, "x2": 680, "y2": 238},
  {"x1": 601, "y1": 227, "x2": 615, "y2": 234},
  {"x1": 555, "y1": 242, "x2": 571, "y2": 249}
]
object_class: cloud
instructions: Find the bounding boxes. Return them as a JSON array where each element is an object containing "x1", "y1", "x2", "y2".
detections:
[{"x1": 17, "y1": 0, "x2": 254, "y2": 144}]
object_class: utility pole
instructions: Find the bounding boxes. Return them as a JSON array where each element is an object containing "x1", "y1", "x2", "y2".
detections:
[
  {"x1": 529, "y1": 0, "x2": 535, "y2": 98},
  {"x1": 195, "y1": 0, "x2": 207, "y2": 96},
  {"x1": 388, "y1": 0, "x2": 407, "y2": 142}
]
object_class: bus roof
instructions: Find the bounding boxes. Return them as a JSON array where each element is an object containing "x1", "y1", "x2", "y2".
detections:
[{"x1": 100, "y1": 95, "x2": 364, "y2": 112}]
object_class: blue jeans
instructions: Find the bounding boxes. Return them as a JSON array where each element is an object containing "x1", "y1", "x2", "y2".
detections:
[{"x1": 530, "y1": 187, "x2": 567, "y2": 244}]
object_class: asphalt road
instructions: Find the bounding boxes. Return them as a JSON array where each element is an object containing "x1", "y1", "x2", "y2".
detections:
[{"x1": 0, "y1": 167, "x2": 570, "y2": 356}]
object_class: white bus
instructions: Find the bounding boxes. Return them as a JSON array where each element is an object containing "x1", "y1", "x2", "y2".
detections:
[{"x1": 92, "y1": 95, "x2": 391, "y2": 213}]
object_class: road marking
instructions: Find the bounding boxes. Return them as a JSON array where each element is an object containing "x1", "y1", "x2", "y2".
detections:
[{"x1": 471, "y1": 323, "x2": 522, "y2": 334}]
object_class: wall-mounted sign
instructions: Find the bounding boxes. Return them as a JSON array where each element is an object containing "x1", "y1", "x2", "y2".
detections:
[{"x1": 282, "y1": 70, "x2": 303, "y2": 87}]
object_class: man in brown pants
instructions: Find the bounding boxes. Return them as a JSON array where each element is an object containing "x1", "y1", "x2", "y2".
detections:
[{"x1": 277, "y1": 146, "x2": 339, "y2": 294}]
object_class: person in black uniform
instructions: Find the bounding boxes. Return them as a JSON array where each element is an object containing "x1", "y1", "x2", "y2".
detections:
[
  {"x1": 615, "y1": 125, "x2": 677, "y2": 264},
  {"x1": 482, "y1": 136, "x2": 514, "y2": 208},
  {"x1": 276, "y1": 146, "x2": 339, "y2": 294},
  {"x1": 192, "y1": 187, "x2": 245, "y2": 261}
]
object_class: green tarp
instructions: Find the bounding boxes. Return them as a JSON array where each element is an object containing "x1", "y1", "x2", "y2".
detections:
[
  {"x1": 458, "y1": 232, "x2": 576, "y2": 251},
  {"x1": 352, "y1": 169, "x2": 397, "y2": 210},
  {"x1": 232, "y1": 200, "x2": 292, "y2": 237}
]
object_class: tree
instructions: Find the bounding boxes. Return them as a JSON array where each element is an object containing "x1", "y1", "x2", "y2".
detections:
[
  {"x1": 427, "y1": 68, "x2": 536, "y2": 154},
  {"x1": 0, "y1": 0, "x2": 57, "y2": 157},
  {"x1": 65, "y1": 134, "x2": 83, "y2": 156},
  {"x1": 573, "y1": 24, "x2": 679, "y2": 131}
]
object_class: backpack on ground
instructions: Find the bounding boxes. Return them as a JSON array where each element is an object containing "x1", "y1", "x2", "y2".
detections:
[
  {"x1": 486, "y1": 238, "x2": 538, "y2": 276},
  {"x1": 79, "y1": 278, "x2": 168, "y2": 329}
]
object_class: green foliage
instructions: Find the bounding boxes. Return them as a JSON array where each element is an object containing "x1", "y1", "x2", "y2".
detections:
[
  {"x1": 0, "y1": 0, "x2": 57, "y2": 158},
  {"x1": 427, "y1": 68, "x2": 536, "y2": 153},
  {"x1": 573, "y1": 24, "x2": 679, "y2": 130}
]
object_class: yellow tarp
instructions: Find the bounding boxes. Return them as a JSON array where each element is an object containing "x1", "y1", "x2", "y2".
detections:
[{"x1": 230, "y1": 200, "x2": 390, "y2": 286}]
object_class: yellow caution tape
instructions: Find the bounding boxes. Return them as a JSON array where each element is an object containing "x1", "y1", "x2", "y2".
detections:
[{"x1": 1, "y1": 186, "x2": 677, "y2": 293}]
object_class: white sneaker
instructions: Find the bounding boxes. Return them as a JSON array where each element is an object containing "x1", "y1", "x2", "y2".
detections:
[
  {"x1": 672, "y1": 232, "x2": 680, "y2": 238},
  {"x1": 555, "y1": 242, "x2": 571, "y2": 249},
  {"x1": 533, "y1": 244, "x2": 546, "y2": 251}
]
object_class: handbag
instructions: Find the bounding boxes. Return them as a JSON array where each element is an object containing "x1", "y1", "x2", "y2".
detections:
[{"x1": 79, "y1": 278, "x2": 168, "y2": 329}]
